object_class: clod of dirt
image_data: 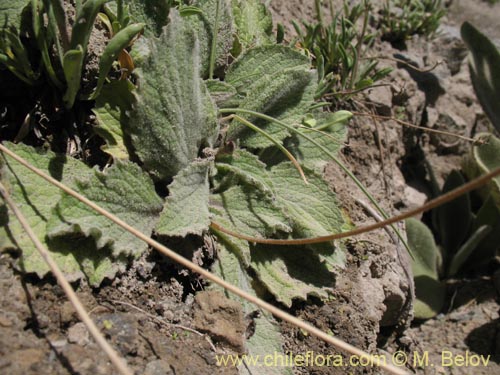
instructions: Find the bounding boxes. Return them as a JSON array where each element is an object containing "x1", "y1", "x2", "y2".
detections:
[
  {"x1": 193, "y1": 290, "x2": 247, "y2": 353},
  {"x1": 67, "y1": 322, "x2": 89, "y2": 346}
]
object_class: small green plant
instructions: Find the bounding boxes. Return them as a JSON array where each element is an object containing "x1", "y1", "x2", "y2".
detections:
[
  {"x1": 292, "y1": 0, "x2": 392, "y2": 98},
  {"x1": 461, "y1": 22, "x2": 500, "y2": 134},
  {"x1": 0, "y1": 0, "x2": 144, "y2": 108},
  {"x1": 379, "y1": 0, "x2": 445, "y2": 43},
  {"x1": 408, "y1": 22, "x2": 500, "y2": 320},
  {"x1": 408, "y1": 138, "x2": 500, "y2": 319}
]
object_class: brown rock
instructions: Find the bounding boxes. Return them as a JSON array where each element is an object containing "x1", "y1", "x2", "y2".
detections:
[{"x1": 193, "y1": 291, "x2": 246, "y2": 353}]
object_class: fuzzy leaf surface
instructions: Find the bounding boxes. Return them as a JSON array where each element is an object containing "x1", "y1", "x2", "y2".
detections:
[
  {"x1": 126, "y1": 10, "x2": 218, "y2": 180},
  {"x1": 156, "y1": 160, "x2": 211, "y2": 237},
  {"x1": 210, "y1": 185, "x2": 292, "y2": 238},
  {"x1": 47, "y1": 160, "x2": 163, "y2": 258},
  {"x1": 211, "y1": 241, "x2": 290, "y2": 375},
  {"x1": 285, "y1": 111, "x2": 348, "y2": 171},
  {"x1": 215, "y1": 149, "x2": 274, "y2": 194},
  {"x1": 186, "y1": 0, "x2": 234, "y2": 77},
  {"x1": 231, "y1": 0, "x2": 273, "y2": 50},
  {"x1": 228, "y1": 69, "x2": 317, "y2": 148},
  {"x1": 212, "y1": 159, "x2": 346, "y2": 305},
  {"x1": 126, "y1": 0, "x2": 171, "y2": 37},
  {"x1": 93, "y1": 80, "x2": 135, "y2": 160},
  {"x1": 267, "y1": 163, "x2": 347, "y2": 241},
  {"x1": 406, "y1": 218, "x2": 445, "y2": 319},
  {"x1": 224, "y1": 46, "x2": 317, "y2": 148},
  {"x1": 0, "y1": 0, "x2": 28, "y2": 29},
  {"x1": 225, "y1": 45, "x2": 310, "y2": 94},
  {"x1": 0, "y1": 143, "x2": 119, "y2": 284}
]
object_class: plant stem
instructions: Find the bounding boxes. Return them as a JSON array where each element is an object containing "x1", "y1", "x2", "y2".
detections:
[
  {"x1": 0, "y1": 143, "x2": 408, "y2": 375},
  {"x1": 208, "y1": 0, "x2": 221, "y2": 80},
  {"x1": 219, "y1": 108, "x2": 413, "y2": 256},
  {"x1": 349, "y1": 0, "x2": 369, "y2": 90},
  {"x1": 210, "y1": 164, "x2": 500, "y2": 245},
  {"x1": 0, "y1": 182, "x2": 133, "y2": 375},
  {"x1": 315, "y1": 0, "x2": 324, "y2": 24},
  {"x1": 232, "y1": 115, "x2": 308, "y2": 184}
]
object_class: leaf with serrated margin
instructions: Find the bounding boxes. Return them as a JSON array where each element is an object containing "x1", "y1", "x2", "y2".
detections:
[
  {"x1": 156, "y1": 160, "x2": 211, "y2": 237},
  {"x1": 268, "y1": 162, "x2": 348, "y2": 241},
  {"x1": 286, "y1": 111, "x2": 349, "y2": 172},
  {"x1": 126, "y1": 10, "x2": 218, "y2": 180},
  {"x1": 93, "y1": 80, "x2": 135, "y2": 160},
  {"x1": 211, "y1": 240, "x2": 290, "y2": 375},
  {"x1": 225, "y1": 45, "x2": 310, "y2": 94},
  {"x1": 215, "y1": 149, "x2": 274, "y2": 194},
  {"x1": 250, "y1": 244, "x2": 338, "y2": 307},
  {"x1": 231, "y1": 0, "x2": 273, "y2": 51},
  {"x1": 0, "y1": 143, "x2": 119, "y2": 284},
  {"x1": 224, "y1": 46, "x2": 317, "y2": 148},
  {"x1": 47, "y1": 160, "x2": 163, "y2": 258},
  {"x1": 228, "y1": 69, "x2": 317, "y2": 148}
]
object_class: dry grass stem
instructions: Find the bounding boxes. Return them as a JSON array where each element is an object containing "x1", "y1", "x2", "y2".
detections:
[
  {"x1": 0, "y1": 181, "x2": 134, "y2": 375},
  {"x1": 0, "y1": 142, "x2": 409, "y2": 375}
]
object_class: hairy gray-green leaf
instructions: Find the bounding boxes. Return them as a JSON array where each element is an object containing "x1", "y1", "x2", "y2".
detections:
[
  {"x1": 463, "y1": 133, "x2": 500, "y2": 209},
  {"x1": 93, "y1": 80, "x2": 135, "y2": 160},
  {"x1": 210, "y1": 185, "x2": 292, "y2": 238},
  {"x1": 225, "y1": 45, "x2": 310, "y2": 94},
  {"x1": 286, "y1": 111, "x2": 349, "y2": 171},
  {"x1": 461, "y1": 22, "x2": 500, "y2": 132},
  {"x1": 212, "y1": 240, "x2": 290, "y2": 375},
  {"x1": 224, "y1": 46, "x2": 317, "y2": 148},
  {"x1": 156, "y1": 160, "x2": 211, "y2": 237},
  {"x1": 186, "y1": 0, "x2": 234, "y2": 77},
  {"x1": 251, "y1": 244, "x2": 338, "y2": 307},
  {"x1": 215, "y1": 149, "x2": 274, "y2": 194},
  {"x1": 231, "y1": 0, "x2": 273, "y2": 51},
  {"x1": 209, "y1": 180, "x2": 289, "y2": 276},
  {"x1": 0, "y1": 0, "x2": 29, "y2": 29},
  {"x1": 211, "y1": 161, "x2": 346, "y2": 305},
  {"x1": 228, "y1": 69, "x2": 317, "y2": 148},
  {"x1": 205, "y1": 79, "x2": 240, "y2": 108},
  {"x1": 47, "y1": 160, "x2": 163, "y2": 258},
  {"x1": 125, "y1": 0, "x2": 171, "y2": 37},
  {"x1": 0, "y1": 143, "x2": 117, "y2": 283},
  {"x1": 126, "y1": 10, "x2": 218, "y2": 180},
  {"x1": 268, "y1": 162, "x2": 348, "y2": 242},
  {"x1": 406, "y1": 218, "x2": 445, "y2": 319}
]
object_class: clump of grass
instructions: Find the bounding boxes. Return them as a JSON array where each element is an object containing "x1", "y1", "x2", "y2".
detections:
[
  {"x1": 379, "y1": 0, "x2": 446, "y2": 43},
  {"x1": 292, "y1": 0, "x2": 392, "y2": 99}
]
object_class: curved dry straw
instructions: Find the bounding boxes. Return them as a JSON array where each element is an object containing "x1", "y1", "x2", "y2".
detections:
[
  {"x1": 211, "y1": 165, "x2": 500, "y2": 245},
  {"x1": 0, "y1": 144, "x2": 409, "y2": 375},
  {"x1": 0, "y1": 181, "x2": 133, "y2": 375}
]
